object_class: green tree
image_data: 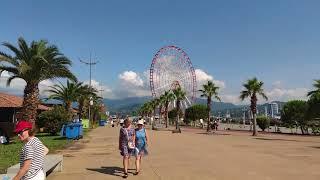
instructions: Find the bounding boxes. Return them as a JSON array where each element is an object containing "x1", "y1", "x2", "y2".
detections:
[
  {"x1": 185, "y1": 104, "x2": 208, "y2": 126},
  {"x1": 37, "y1": 106, "x2": 70, "y2": 135},
  {"x1": 138, "y1": 101, "x2": 153, "y2": 118},
  {"x1": 168, "y1": 108, "x2": 183, "y2": 124},
  {"x1": 77, "y1": 85, "x2": 97, "y2": 120},
  {"x1": 281, "y1": 100, "x2": 309, "y2": 134},
  {"x1": 256, "y1": 116, "x2": 270, "y2": 131},
  {"x1": 306, "y1": 93, "x2": 320, "y2": 135},
  {"x1": 47, "y1": 80, "x2": 82, "y2": 120},
  {"x1": 0, "y1": 38, "x2": 76, "y2": 123},
  {"x1": 173, "y1": 87, "x2": 186, "y2": 130},
  {"x1": 162, "y1": 91, "x2": 175, "y2": 128},
  {"x1": 158, "y1": 94, "x2": 166, "y2": 124},
  {"x1": 307, "y1": 80, "x2": 320, "y2": 97},
  {"x1": 199, "y1": 81, "x2": 221, "y2": 132},
  {"x1": 90, "y1": 95, "x2": 104, "y2": 127},
  {"x1": 150, "y1": 98, "x2": 160, "y2": 127},
  {"x1": 240, "y1": 77, "x2": 268, "y2": 136},
  {"x1": 307, "y1": 92, "x2": 320, "y2": 120}
]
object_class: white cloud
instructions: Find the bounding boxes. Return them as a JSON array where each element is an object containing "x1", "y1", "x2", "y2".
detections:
[
  {"x1": 272, "y1": 81, "x2": 282, "y2": 88},
  {"x1": 195, "y1": 69, "x2": 225, "y2": 89},
  {"x1": 266, "y1": 87, "x2": 308, "y2": 102},
  {"x1": 1, "y1": 71, "x2": 11, "y2": 78},
  {"x1": 83, "y1": 79, "x2": 113, "y2": 98},
  {"x1": 0, "y1": 71, "x2": 26, "y2": 94},
  {"x1": 114, "y1": 71, "x2": 150, "y2": 98},
  {"x1": 39, "y1": 80, "x2": 55, "y2": 96},
  {"x1": 218, "y1": 86, "x2": 309, "y2": 105},
  {"x1": 220, "y1": 94, "x2": 243, "y2": 104},
  {"x1": 119, "y1": 71, "x2": 144, "y2": 87}
]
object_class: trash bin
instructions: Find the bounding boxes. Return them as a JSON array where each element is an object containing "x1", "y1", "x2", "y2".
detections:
[
  {"x1": 81, "y1": 119, "x2": 90, "y2": 129},
  {"x1": 60, "y1": 124, "x2": 66, "y2": 137},
  {"x1": 74, "y1": 123, "x2": 83, "y2": 139},
  {"x1": 78, "y1": 123, "x2": 83, "y2": 138},
  {"x1": 66, "y1": 123, "x2": 78, "y2": 139},
  {"x1": 99, "y1": 120, "x2": 106, "y2": 126}
]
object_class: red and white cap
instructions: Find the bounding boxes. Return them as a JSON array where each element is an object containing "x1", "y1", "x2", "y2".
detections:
[{"x1": 14, "y1": 120, "x2": 33, "y2": 133}]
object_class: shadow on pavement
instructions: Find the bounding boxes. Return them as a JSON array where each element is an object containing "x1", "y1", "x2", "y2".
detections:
[
  {"x1": 87, "y1": 167, "x2": 136, "y2": 177},
  {"x1": 254, "y1": 137, "x2": 300, "y2": 142},
  {"x1": 197, "y1": 132, "x2": 231, "y2": 135},
  {"x1": 310, "y1": 146, "x2": 320, "y2": 149}
]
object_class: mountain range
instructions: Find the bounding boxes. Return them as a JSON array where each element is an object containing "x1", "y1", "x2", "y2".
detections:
[{"x1": 103, "y1": 96, "x2": 285, "y2": 117}]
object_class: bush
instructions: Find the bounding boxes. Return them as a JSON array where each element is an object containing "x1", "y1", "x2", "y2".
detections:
[
  {"x1": 256, "y1": 116, "x2": 270, "y2": 131},
  {"x1": 37, "y1": 106, "x2": 70, "y2": 135},
  {"x1": 184, "y1": 104, "x2": 208, "y2": 125}
]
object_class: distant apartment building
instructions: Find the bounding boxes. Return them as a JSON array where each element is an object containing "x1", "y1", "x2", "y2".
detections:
[{"x1": 266, "y1": 102, "x2": 279, "y2": 118}]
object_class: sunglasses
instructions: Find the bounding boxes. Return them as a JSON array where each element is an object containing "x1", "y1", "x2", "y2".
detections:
[{"x1": 17, "y1": 129, "x2": 29, "y2": 136}]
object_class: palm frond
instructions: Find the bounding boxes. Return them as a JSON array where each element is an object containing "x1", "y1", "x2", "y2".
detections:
[
  {"x1": 0, "y1": 51, "x2": 19, "y2": 66},
  {"x1": 6, "y1": 75, "x2": 21, "y2": 87},
  {"x1": 0, "y1": 66, "x2": 19, "y2": 75}
]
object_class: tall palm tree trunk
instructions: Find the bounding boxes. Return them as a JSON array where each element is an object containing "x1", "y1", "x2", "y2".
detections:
[
  {"x1": 21, "y1": 82, "x2": 40, "y2": 125},
  {"x1": 165, "y1": 103, "x2": 169, "y2": 128},
  {"x1": 176, "y1": 100, "x2": 180, "y2": 130},
  {"x1": 251, "y1": 95, "x2": 258, "y2": 136},
  {"x1": 207, "y1": 98, "x2": 211, "y2": 132},
  {"x1": 78, "y1": 103, "x2": 83, "y2": 120},
  {"x1": 252, "y1": 113, "x2": 257, "y2": 136},
  {"x1": 78, "y1": 99, "x2": 84, "y2": 121},
  {"x1": 159, "y1": 105, "x2": 163, "y2": 125},
  {"x1": 152, "y1": 108, "x2": 156, "y2": 128},
  {"x1": 65, "y1": 101, "x2": 73, "y2": 121}
]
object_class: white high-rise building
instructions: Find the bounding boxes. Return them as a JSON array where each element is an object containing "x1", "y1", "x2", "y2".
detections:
[{"x1": 268, "y1": 102, "x2": 279, "y2": 118}]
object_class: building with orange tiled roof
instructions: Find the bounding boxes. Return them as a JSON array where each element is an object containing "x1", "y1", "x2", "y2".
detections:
[{"x1": 0, "y1": 92, "x2": 51, "y2": 137}]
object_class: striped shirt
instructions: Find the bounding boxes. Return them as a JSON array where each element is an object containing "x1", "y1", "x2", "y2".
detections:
[{"x1": 19, "y1": 137, "x2": 45, "y2": 180}]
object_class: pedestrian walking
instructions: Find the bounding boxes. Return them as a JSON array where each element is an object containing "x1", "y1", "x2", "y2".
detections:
[
  {"x1": 119, "y1": 119, "x2": 124, "y2": 127},
  {"x1": 119, "y1": 118, "x2": 135, "y2": 178},
  {"x1": 134, "y1": 119, "x2": 149, "y2": 175},
  {"x1": 13, "y1": 120, "x2": 49, "y2": 180}
]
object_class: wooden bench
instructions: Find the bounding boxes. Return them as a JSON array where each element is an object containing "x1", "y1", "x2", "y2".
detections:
[{"x1": 1, "y1": 155, "x2": 63, "y2": 178}]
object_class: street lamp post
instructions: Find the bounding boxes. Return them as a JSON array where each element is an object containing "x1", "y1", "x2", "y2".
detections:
[{"x1": 80, "y1": 54, "x2": 98, "y2": 124}]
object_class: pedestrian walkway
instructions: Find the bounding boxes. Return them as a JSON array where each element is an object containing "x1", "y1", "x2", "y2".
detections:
[
  {"x1": 48, "y1": 126, "x2": 159, "y2": 180},
  {"x1": 48, "y1": 126, "x2": 320, "y2": 180}
]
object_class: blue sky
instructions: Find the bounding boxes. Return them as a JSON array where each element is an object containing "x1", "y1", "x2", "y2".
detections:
[{"x1": 1, "y1": 0, "x2": 320, "y2": 103}]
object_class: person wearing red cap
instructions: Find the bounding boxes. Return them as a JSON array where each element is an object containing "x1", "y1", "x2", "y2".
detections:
[{"x1": 13, "y1": 120, "x2": 48, "y2": 180}]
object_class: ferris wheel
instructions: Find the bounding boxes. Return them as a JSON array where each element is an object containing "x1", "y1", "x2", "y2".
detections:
[{"x1": 149, "y1": 45, "x2": 197, "y2": 108}]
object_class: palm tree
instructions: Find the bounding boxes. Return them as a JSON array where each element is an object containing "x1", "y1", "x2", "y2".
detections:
[
  {"x1": 0, "y1": 37, "x2": 76, "y2": 123},
  {"x1": 158, "y1": 94, "x2": 166, "y2": 124},
  {"x1": 307, "y1": 80, "x2": 320, "y2": 97},
  {"x1": 162, "y1": 90, "x2": 175, "y2": 128},
  {"x1": 150, "y1": 98, "x2": 160, "y2": 127},
  {"x1": 199, "y1": 81, "x2": 221, "y2": 132},
  {"x1": 89, "y1": 94, "x2": 103, "y2": 127},
  {"x1": 173, "y1": 87, "x2": 186, "y2": 130},
  {"x1": 77, "y1": 84, "x2": 96, "y2": 121},
  {"x1": 47, "y1": 80, "x2": 82, "y2": 119},
  {"x1": 139, "y1": 102, "x2": 153, "y2": 118},
  {"x1": 240, "y1": 77, "x2": 268, "y2": 136}
]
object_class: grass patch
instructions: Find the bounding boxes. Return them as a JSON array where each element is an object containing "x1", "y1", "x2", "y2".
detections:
[{"x1": 0, "y1": 133, "x2": 71, "y2": 174}]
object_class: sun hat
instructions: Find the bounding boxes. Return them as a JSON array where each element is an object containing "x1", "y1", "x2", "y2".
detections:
[
  {"x1": 14, "y1": 120, "x2": 33, "y2": 133},
  {"x1": 137, "y1": 119, "x2": 144, "y2": 125}
]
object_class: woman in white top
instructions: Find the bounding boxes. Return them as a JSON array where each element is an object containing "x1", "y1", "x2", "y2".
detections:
[{"x1": 13, "y1": 120, "x2": 49, "y2": 180}]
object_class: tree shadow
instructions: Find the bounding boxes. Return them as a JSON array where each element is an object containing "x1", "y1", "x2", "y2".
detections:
[
  {"x1": 254, "y1": 138, "x2": 300, "y2": 142},
  {"x1": 197, "y1": 132, "x2": 231, "y2": 136},
  {"x1": 86, "y1": 166, "x2": 136, "y2": 177},
  {"x1": 36, "y1": 133, "x2": 52, "y2": 137},
  {"x1": 53, "y1": 137, "x2": 67, "y2": 140},
  {"x1": 310, "y1": 146, "x2": 320, "y2": 149}
]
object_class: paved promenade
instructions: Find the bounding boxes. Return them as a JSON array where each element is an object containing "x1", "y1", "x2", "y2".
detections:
[{"x1": 48, "y1": 126, "x2": 320, "y2": 180}]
